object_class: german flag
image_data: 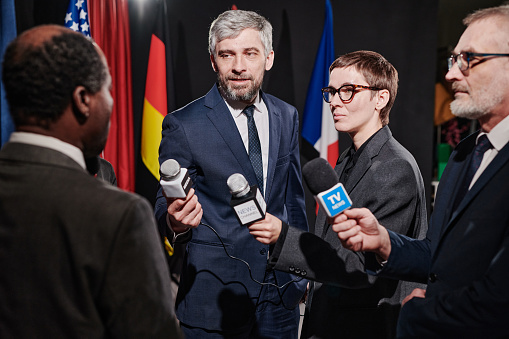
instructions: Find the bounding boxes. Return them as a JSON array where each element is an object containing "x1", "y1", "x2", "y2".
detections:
[{"x1": 141, "y1": 0, "x2": 175, "y2": 180}]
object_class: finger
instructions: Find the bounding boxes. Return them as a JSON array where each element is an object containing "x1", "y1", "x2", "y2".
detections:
[
  {"x1": 343, "y1": 208, "x2": 370, "y2": 219},
  {"x1": 331, "y1": 219, "x2": 357, "y2": 233},
  {"x1": 336, "y1": 225, "x2": 361, "y2": 240},
  {"x1": 340, "y1": 233, "x2": 364, "y2": 251}
]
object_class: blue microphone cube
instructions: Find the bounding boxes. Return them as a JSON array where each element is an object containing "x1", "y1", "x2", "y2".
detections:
[{"x1": 316, "y1": 183, "x2": 352, "y2": 217}]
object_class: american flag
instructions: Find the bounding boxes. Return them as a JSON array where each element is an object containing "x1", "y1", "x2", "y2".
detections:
[{"x1": 64, "y1": 0, "x2": 91, "y2": 37}]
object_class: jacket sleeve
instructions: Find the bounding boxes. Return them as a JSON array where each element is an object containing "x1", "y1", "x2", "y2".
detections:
[
  {"x1": 284, "y1": 107, "x2": 308, "y2": 232},
  {"x1": 99, "y1": 197, "x2": 183, "y2": 339},
  {"x1": 272, "y1": 155, "x2": 427, "y2": 288},
  {"x1": 396, "y1": 229, "x2": 509, "y2": 337},
  {"x1": 154, "y1": 112, "x2": 194, "y2": 239}
]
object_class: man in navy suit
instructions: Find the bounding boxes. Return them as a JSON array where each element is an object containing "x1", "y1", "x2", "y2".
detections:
[
  {"x1": 333, "y1": 4, "x2": 509, "y2": 337},
  {"x1": 154, "y1": 9, "x2": 308, "y2": 338}
]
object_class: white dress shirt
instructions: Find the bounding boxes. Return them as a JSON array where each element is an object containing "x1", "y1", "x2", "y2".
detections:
[
  {"x1": 470, "y1": 114, "x2": 509, "y2": 189},
  {"x1": 224, "y1": 92, "x2": 270, "y2": 195}
]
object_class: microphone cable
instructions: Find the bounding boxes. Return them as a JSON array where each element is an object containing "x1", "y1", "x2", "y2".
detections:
[{"x1": 200, "y1": 221, "x2": 304, "y2": 288}]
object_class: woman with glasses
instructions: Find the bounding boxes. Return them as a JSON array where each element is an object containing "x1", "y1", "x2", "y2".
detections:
[{"x1": 248, "y1": 50, "x2": 428, "y2": 338}]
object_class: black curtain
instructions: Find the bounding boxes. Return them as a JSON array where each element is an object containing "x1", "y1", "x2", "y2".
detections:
[{"x1": 15, "y1": 0, "x2": 438, "y2": 228}]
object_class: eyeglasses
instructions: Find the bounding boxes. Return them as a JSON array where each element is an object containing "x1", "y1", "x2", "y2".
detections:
[
  {"x1": 447, "y1": 52, "x2": 509, "y2": 71},
  {"x1": 321, "y1": 84, "x2": 381, "y2": 103}
]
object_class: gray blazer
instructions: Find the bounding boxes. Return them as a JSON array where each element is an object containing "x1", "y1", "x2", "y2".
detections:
[
  {"x1": 0, "y1": 142, "x2": 182, "y2": 339},
  {"x1": 271, "y1": 126, "x2": 428, "y2": 338}
]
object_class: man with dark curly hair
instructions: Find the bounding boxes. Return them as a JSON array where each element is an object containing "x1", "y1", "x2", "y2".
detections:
[{"x1": 0, "y1": 25, "x2": 182, "y2": 338}]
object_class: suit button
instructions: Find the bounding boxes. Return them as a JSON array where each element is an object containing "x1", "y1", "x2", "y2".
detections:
[
  {"x1": 289, "y1": 266, "x2": 295, "y2": 272},
  {"x1": 301, "y1": 270, "x2": 307, "y2": 276},
  {"x1": 295, "y1": 268, "x2": 301, "y2": 274},
  {"x1": 260, "y1": 248, "x2": 266, "y2": 255},
  {"x1": 429, "y1": 273, "x2": 437, "y2": 283}
]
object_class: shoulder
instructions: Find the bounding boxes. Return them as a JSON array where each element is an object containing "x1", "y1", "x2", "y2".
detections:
[
  {"x1": 262, "y1": 92, "x2": 297, "y2": 114},
  {"x1": 78, "y1": 173, "x2": 152, "y2": 220},
  {"x1": 371, "y1": 136, "x2": 423, "y2": 183}
]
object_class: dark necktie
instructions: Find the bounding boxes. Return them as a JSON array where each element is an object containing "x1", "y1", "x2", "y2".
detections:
[
  {"x1": 243, "y1": 105, "x2": 264, "y2": 196},
  {"x1": 453, "y1": 134, "x2": 492, "y2": 210}
]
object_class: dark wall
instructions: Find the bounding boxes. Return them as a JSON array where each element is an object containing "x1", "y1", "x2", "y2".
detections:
[
  {"x1": 129, "y1": 0, "x2": 438, "y2": 227},
  {"x1": 15, "y1": 0, "x2": 438, "y2": 227}
]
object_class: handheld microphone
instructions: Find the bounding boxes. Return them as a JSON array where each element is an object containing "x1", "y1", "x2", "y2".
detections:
[
  {"x1": 159, "y1": 159, "x2": 193, "y2": 198},
  {"x1": 302, "y1": 158, "x2": 352, "y2": 217},
  {"x1": 227, "y1": 173, "x2": 266, "y2": 226}
]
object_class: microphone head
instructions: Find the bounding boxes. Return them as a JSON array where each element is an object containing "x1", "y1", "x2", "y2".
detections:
[
  {"x1": 302, "y1": 157, "x2": 339, "y2": 195},
  {"x1": 227, "y1": 173, "x2": 250, "y2": 197},
  {"x1": 160, "y1": 159, "x2": 181, "y2": 180}
]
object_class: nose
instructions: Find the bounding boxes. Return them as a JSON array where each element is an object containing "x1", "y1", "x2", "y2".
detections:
[
  {"x1": 232, "y1": 55, "x2": 246, "y2": 74},
  {"x1": 445, "y1": 61, "x2": 463, "y2": 83},
  {"x1": 329, "y1": 91, "x2": 344, "y2": 108}
]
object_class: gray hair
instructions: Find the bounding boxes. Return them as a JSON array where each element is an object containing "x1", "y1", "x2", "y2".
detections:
[
  {"x1": 208, "y1": 10, "x2": 273, "y2": 57},
  {"x1": 464, "y1": 4, "x2": 509, "y2": 26}
]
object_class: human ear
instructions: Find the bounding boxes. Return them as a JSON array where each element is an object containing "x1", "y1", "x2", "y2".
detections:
[
  {"x1": 71, "y1": 86, "x2": 90, "y2": 125},
  {"x1": 375, "y1": 89, "x2": 390, "y2": 111}
]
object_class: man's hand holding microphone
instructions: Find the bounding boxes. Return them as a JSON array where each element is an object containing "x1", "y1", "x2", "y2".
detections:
[{"x1": 160, "y1": 159, "x2": 202, "y2": 234}]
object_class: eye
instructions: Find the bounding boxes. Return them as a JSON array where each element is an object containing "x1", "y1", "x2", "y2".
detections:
[
  {"x1": 219, "y1": 53, "x2": 232, "y2": 59},
  {"x1": 340, "y1": 86, "x2": 354, "y2": 95}
]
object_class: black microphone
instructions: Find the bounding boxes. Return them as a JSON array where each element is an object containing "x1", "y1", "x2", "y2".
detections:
[
  {"x1": 227, "y1": 173, "x2": 266, "y2": 226},
  {"x1": 302, "y1": 158, "x2": 352, "y2": 217},
  {"x1": 159, "y1": 159, "x2": 193, "y2": 198}
]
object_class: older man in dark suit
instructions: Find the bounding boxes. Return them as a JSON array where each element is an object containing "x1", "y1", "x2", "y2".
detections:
[
  {"x1": 0, "y1": 25, "x2": 182, "y2": 338},
  {"x1": 333, "y1": 5, "x2": 509, "y2": 338},
  {"x1": 249, "y1": 50, "x2": 427, "y2": 338}
]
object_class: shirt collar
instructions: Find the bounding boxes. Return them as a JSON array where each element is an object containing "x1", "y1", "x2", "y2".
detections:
[
  {"x1": 9, "y1": 132, "x2": 87, "y2": 169},
  {"x1": 481, "y1": 114, "x2": 509, "y2": 151},
  {"x1": 224, "y1": 92, "x2": 263, "y2": 118}
]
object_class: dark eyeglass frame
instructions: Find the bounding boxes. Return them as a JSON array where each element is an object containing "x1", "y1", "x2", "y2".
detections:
[
  {"x1": 321, "y1": 84, "x2": 381, "y2": 103},
  {"x1": 322, "y1": 84, "x2": 382, "y2": 104},
  {"x1": 447, "y1": 52, "x2": 509, "y2": 71}
]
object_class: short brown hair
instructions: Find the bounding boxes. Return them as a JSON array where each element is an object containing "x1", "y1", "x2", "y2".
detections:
[{"x1": 329, "y1": 50, "x2": 398, "y2": 126}]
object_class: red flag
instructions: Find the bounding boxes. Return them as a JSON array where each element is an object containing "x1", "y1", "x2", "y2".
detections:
[{"x1": 88, "y1": 0, "x2": 135, "y2": 191}]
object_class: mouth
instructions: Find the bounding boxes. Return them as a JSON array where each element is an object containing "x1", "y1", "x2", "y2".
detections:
[
  {"x1": 451, "y1": 84, "x2": 468, "y2": 97},
  {"x1": 228, "y1": 77, "x2": 252, "y2": 86},
  {"x1": 332, "y1": 112, "x2": 347, "y2": 122}
]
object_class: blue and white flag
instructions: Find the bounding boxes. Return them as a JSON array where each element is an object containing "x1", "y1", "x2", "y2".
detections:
[
  {"x1": 64, "y1": 0, "x2": 91, "y2": 37},
  {"x1": 301, "y1": 0, "x2": 338, "y2": 166},
  {"x1": 0, "y1": 0, "x2": 17, "y2": 146}
]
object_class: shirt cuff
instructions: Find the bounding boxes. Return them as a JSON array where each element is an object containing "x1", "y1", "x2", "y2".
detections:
[{"x1": 166, "y1": 213, "x2": 192, "y2": 244}]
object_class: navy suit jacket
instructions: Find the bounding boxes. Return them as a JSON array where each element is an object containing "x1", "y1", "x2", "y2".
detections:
[
  {"x1": 154, "y1": 85, "x2": 308, "y2": 331},
  {"x1": 371, "y1": 131, "x2": 509, "y2": 337}
]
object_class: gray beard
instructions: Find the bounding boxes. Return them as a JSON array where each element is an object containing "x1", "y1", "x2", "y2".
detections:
[
  {"x1": 450, "y1": 100, "x2": 487, "y2": 120},
  {"x1": 217, "y1": 76, "x2": 262, "y2": 103}
]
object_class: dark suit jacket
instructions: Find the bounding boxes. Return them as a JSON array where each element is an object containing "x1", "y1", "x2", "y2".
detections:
[
  {"x1": 372, "y1": 132, "x2": 509, "y2": 338},
  {"x1": 271, "y1": 126, "x2": 428, "y2": 338},
  {"x1": 154, "y1": 84, "x2": 308, "y2": 332},
  {"x1": 0, "y1": 142, "x2": 182, "y2": 339}
]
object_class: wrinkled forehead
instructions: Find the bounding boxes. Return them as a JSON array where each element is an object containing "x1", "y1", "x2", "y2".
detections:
[{"x1": 455, "y1": 17, "x2": 509, "y2": 53}]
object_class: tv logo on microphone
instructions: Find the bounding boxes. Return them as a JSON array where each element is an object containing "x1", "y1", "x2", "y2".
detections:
[{"x1": 316, "y1": 183, "x2": 352, "y2": 217}]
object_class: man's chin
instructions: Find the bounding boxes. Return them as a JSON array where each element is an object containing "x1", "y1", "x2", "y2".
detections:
[{"x1": 451, "y1": 101, "x2": 485, "y2": 120}]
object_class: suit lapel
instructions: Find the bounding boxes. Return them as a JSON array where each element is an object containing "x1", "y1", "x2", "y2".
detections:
[
  {"x1": 262, "y1": 92, "x2": 281, "y2": 203},
  {"x1": 204, "y1": 86, "x2": 256, "y2": 182},
  {"x1": 343, "y1": 126, "x2": 391, "y2": 193},
  {"x1": 447, "y1": 139, "x2": 509, "y2": 229}
]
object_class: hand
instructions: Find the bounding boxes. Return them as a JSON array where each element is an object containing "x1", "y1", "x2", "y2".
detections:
[
  {"x1": 165, "y1": 188, "x2": 202, "y2": 233},
  {"x1": 402, "y1": 288, "x2": 426, "y2": 307},
  {"x1": 330, "y1": 208, "x2": 391, "y2": 260},
  {"x1": 247, "y1": 212, "x2": 282, "y2": 245}
]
